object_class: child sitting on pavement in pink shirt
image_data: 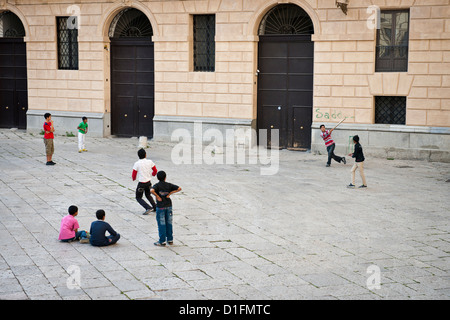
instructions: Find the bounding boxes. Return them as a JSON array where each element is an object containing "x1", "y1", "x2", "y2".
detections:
[{"x1": 58, "y1": 205, "x2": 89, "y2": 243}]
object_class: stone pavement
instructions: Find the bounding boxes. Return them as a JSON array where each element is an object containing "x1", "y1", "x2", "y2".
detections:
[{"x1": 0, "y1": 128, "x2": 449, "y2": 300}]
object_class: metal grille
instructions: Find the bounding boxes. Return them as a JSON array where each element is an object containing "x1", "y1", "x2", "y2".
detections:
[
  {"x1": 258, "y1": 4, "x2": 314, "y2": 35},
  {"x1": 109, "y1": 8, "x2": 153, "y2": 38},
  {"x1": 375, "y1": 96, "x2": 406, "y2": 125},
  {"x1": 0, "y1": 11, "x2": 26, "y2": 37},
  {"x1": 57, "y1": 17, "x2": 78, "y2": 70},
  {"x1": 193, "y1": 15, "x2": 215, "y2": 72}
]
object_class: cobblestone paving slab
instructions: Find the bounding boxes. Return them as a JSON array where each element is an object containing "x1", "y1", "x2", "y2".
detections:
[{"x1": 0, "y1": 129, "x2": 449, "y2": 300}]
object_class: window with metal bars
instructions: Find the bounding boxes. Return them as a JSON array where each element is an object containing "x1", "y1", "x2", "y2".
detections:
[
  {"x1": 57, "y1": 17, "x2": 78, "y2": 70},
  {"x1": 193, "y1": 15, "x2": 215, "y2": 72},
  {"x1": 375, "y1": 96, "x2": 406, "y2": 125},
  {"x1": 376, "y1": 10, "x2": 409, "y2": 72}
]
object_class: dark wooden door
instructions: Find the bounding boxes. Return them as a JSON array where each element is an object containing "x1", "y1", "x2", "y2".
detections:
[
  {"x1": 0, "y1": 38, "x2": 27, "y2": 129},
  {"x1": 110, "y1": 38, "x2": 154, "y2": 138},
  {"x1": 257, "y1": 35, "x2": 313, "y2": 149}
]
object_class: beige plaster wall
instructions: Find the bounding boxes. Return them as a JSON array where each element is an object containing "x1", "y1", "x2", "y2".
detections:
[
  {"x1": 1, "y1": 0, "x2": 449, "y2": 129},
  {"x1": 312, "y1": 0, "x2": 450, "y2": 127}
]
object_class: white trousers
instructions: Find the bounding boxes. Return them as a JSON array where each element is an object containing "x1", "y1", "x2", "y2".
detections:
[{"x1": 78, "y1": 132, "x2": 86, "y2": 150}]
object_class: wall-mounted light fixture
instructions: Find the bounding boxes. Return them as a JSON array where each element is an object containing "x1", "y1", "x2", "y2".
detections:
[{"x1": 336, "y1": 0, "x2": 349, "y2": 15}]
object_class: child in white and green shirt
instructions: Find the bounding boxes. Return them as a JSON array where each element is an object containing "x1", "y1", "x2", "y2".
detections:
[{"x1": 77, "y1": 117, "x2": 88, "y2": 153}]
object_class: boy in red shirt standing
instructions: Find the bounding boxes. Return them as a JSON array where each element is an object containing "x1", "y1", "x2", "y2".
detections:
[{"x1": 43, "y1": 113, "x2": 55, "y2": 165}]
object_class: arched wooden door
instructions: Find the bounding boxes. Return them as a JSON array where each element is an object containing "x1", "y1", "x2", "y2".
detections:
[
  {"x1": 257, "y1": 4, "x2": 314, "y2": 150},
  {"x1": 0, "y1": 11, "x2": 27, "y2": 129},
  {"x1": 109, "y1": 8, "x2": 154, "y2": 138}
]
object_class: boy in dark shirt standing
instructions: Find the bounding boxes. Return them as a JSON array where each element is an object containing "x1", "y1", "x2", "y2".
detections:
[
  {"x1": 89, "y1": 209, "x2": 120, "y2": 246},
  {"x1": 347, "y1": 135, "x2": 367, "y2": 188},
  {"x1": 150, "y1": 171, "x2": 181, "y2": 246}
]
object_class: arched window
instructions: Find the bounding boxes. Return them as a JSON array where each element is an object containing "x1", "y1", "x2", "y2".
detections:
[
  {"x1": 109, "y1": 8, "x2": 153, "y2": 38},
  {"x1": 258, "y1": 4, "x2": 314, "y2": 35},
  {"x1": 0, "y1": 11, "x2": 25, "y2": 37}
]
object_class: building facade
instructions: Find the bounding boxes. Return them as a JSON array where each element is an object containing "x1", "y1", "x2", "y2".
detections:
[{"x1": 0, "y1": 0, "x2": 449, "y2": 161}]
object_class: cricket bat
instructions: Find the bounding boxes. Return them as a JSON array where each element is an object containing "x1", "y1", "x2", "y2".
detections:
[{"x1": 332, "y1": 117, "x2": 346, "y2": 131}]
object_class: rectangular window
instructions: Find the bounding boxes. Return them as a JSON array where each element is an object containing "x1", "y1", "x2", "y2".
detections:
[
  {"x1": 375, "y1": 96, "x2": 406, "y2": 125},
  {"x1": 193, "y1": 15, "x2": 215, "y2": 72},
  {"x1": 57, "y1": 17, "x2": 78, "y2": 70},
  {"x1": 376, "y1": 10, "x2": 409, "y2": 72}
]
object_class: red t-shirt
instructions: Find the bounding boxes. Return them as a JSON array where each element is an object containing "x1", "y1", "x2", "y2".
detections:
[
  {"x1": 43, "y1": 122, "x2": 54, "y2": 139},
  {"x1": 320, "y1": 130, "x2": 334, "y2": 147}
]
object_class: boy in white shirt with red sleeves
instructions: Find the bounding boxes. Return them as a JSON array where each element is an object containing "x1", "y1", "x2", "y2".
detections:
[{"x1": 132, "y1": 148, "x2": 158, "y2": 215}]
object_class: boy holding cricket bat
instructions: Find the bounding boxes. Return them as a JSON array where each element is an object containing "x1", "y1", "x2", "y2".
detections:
[{"x1": 320, "y1": 123, "x2": 346, "y2": 167}]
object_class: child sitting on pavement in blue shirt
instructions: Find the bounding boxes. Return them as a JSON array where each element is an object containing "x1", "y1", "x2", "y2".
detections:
[{"x1": 89, "y1": 209, "x2": 120, "y2": 247}]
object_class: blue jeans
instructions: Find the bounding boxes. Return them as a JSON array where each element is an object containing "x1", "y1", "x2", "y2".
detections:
[
  {"x1": 60, "y1": 230, "x2": 87, "y2": 242},
  {"x1": 156, "y1": 207, "x2": 173, "y2": 244},
  {"x1": 326, "y1": 143, "x2": 342, "y2": 165},
  {"x1": 90, "y1": 233, "x2": 121, "y2": 247}
]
